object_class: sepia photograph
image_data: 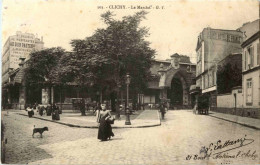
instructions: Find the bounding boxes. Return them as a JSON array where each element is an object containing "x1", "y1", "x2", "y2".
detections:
[{"x1": 1, "y1": 0, "x2": 260, "y2": 164}]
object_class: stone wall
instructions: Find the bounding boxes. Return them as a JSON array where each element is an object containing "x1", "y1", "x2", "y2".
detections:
[
  {"x1": 217, "y1": 87, "x2": 243, "y2": 108},
  {"x1": 211, "y1": 107, "x2": 260, "y2": 119},
  {"x1": 212, "y1": 86, "x2": 259, "y2": 119}
]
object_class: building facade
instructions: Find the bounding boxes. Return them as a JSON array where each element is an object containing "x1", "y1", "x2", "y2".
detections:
[
  {"x1": 144, "y1": 53, "x2": 196, "y2": 109},
  {"x1": 195, "y1": 27, "x2": 243, "y2": 108},
  {"x1": 2, "y1": 31, "x2": 44, "y2": 84},
  {"x1": 241, "y1": 31, "x2": 260, "y2": 112},
  {"x1": 2, "y1": 31, "x2": 44, "y2": 109},
  {"x1": 3, "y1": 53, "x2": 196, "y2": 110}
]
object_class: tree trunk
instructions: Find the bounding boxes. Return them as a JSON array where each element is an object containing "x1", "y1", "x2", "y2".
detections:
[
  {"x1": 49, "y1": 86, "x2": 52, "y2": 105},
  {"x1": 110, "y1": 92, "x2": 116, "y2": 112},
  {"x1": 59, "y1": 85, "x2": 62, "y2": 111},
  {"x1": 132, "y1": 90, "x2": 137, "y2": 111},
  {"x1": 80, "y1": 98, "x2": 86, "y2": 116},
  {"x1": 115, "y1": 88, "x2": 120, "y2": 119},
  {"x1": 100, "y1": 90, "x2": 103, "y2": 103}
]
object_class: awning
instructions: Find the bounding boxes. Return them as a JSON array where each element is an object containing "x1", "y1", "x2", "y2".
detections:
[
  {"x1": 13, "y1": 69, "x2": 25, "y2": 84},
  {"x1": 189, "y1": 85, "x2": 201, "y2": 94}
]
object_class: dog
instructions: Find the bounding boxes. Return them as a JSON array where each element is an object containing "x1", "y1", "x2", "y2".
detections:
[{"x1": 32, "y1": 125, "x2": 48, "y2": 138}]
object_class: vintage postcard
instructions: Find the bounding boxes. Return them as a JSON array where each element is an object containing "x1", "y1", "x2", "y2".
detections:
[{"x1": 1, "y1": 0, "x2": 259, "y2": 164}]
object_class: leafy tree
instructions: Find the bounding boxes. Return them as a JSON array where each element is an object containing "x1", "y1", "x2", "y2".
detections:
[
  {"x1": 66, "y1": 11, "x2": 155, "y2": 114},
  {"x1": 217, "y1": 63, "x2": 242, "y2": 94},
  {"x1": 24, "y1": 47, "x2": 65, "y2": 104}
]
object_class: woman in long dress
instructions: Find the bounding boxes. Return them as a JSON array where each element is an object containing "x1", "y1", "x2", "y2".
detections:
[{"x1": 97, "y1": 104, "x2": 114, "y2": 141}]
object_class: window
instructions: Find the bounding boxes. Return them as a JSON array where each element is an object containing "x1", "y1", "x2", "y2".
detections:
[
  {"x1": 245, "y1": 46, "x2": 254, "y2": 69},
  {"x1": 257, "y1": 43, "x2": 259, "y2": 65},
  {"x1": 208, "y1": 74, "x2": 210, "y2": 87},
  {"x1": 202, "y1": 76, "x2": 204, "y2": 89},
  {"x1": 213, "y1": 70, "x2": 215, "y2": 85},
  {"x1": 205, "y1": 74, "x2": 208, "y2": 89},
  {"x1": 212, "y1": 70, "x2": 215, "y2": 86},
  {"x1": 247, "y1": 46, "x2": 254, "y2": 68},
  {"x1": 244, "y1": 51, "x2": 247, "y2": 70},
  {"x1": 251, "y1": 46, "x2": 254, "y2": 67},
  {"x1": 246, "y1": 79, "x2": 253, "y2": 105},
  {"x1": 230, "y1": 36, "x2": 234, "y2": 42},
  {"x1": 218, "y1": 33, "x2": 221, "y2": 40}
]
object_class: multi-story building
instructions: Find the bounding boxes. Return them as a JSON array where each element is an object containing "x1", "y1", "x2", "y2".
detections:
[
  {"x1": 2, "y1": 31, "x2": 44, "y2": 84},
  {"x1": 2, "y1": 31, "x2": 44, "y2": 109},
  {"x1": 195, "y1": 27, "x2": 243, "y2": 107},
  {"x1": 241, "y1": 31, "x2": 260, "y2": 113}
]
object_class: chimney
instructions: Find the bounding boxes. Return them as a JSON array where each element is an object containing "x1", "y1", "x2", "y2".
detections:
[
  {"x1": 19, "y1": 57, "x2": 26, "y2": 67},
  {"x1": 19, "y1": 57, "x2": 26, "y2": 62},
  {"x1": 158, "y1": 63, "x2": 166, "y2": 76},
  {"x1": 41, "y1": 36, "x2": 43, "y2": 42},
  {"x1": 170, "y1": 53, "x2": 180, "y2": 69},
  {"x1": 8, "y1": 68, "x2": 14, "y2": 73}
]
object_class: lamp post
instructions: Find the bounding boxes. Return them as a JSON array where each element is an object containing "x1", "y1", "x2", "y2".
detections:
[
  {"x1": 116, "y1": 81, "x2": 121, "y2": 119},
  {"x1": 125, "y1": 73, "x2": 131, "y2": 125},
  {"x1": 186, "y1": 65, "x2": 192, "y2": 106}
]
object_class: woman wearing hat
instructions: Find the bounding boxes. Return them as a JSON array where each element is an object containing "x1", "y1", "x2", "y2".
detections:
[{"x1": 97, "y1": 104, "x2": 114, "y2": 141}]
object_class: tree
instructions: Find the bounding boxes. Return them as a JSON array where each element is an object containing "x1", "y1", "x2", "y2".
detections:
[
  {"x1": 24, "y1": 47, "x2": 65, "y2": 104},
  {"x1": 217, "y1": 63, "x2": 242, "y2": 94},
  {"x1": 69, "y1": 11, "x2": 155, "y2": 115},
  {"x1": 54, "y1": 11, "x2": 155, "y2": 115}
]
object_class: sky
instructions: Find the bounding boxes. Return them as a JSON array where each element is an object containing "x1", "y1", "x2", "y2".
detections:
[{"x1": 1, "y1": 0, "x2": 259, "y2": 63}]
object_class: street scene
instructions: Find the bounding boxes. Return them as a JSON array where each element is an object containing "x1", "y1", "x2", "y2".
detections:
[
  {"x1": 1, "y1": 0, "x2": 260, "y2": 164},
  {"x1": 2, "y1": 110, "x2": 260, "y2": 164}
]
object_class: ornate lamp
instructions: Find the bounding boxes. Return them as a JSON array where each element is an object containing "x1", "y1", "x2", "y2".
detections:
[{"x1": 125, "y1": 73, "x2": 131, "y2": 125}]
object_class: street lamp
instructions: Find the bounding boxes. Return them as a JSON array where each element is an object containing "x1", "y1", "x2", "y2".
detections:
[
  {"x1": 116, "y1": 81, "x2": 121, "y2": 119},
  {"x1": 186, "y1": 65, "x2": 193, "y2": 106},
  {"x1": 125, "y1": 73, "x2": 131, "y2": 125}
]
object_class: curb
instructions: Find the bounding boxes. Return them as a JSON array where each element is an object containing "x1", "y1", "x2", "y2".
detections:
[
  {"x1": 208, "y1": 114, "x2": 260, "y2": 130},
  {"x1": 17, "y1": 112, "x2": 161, "y2": 129}
]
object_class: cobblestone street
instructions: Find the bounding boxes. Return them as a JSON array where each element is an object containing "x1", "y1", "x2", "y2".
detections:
[{"x1": 2, "y1": 110, "x2": 260, "y2": 164}]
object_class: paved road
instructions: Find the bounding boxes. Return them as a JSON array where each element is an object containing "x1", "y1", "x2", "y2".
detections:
[{"x1": 2, "y1": 110, "x2": 260, "y2": 164}]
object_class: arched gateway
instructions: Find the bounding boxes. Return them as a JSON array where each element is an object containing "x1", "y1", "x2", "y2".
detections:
[{"x1": 142, "y1": 53, "x2": 196, "y2": 109}]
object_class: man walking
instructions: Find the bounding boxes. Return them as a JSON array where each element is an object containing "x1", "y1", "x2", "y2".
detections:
[{"x1": 159, "y1": 101, "x2": 166, "y2": 120}]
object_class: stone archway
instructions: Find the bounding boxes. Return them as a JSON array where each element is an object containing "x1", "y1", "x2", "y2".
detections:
[
  {"x1": 157, "y1": 53, "x2": 195, "y2": 109},
  {"x1": 159, "y1": 67, "x2": 190, "y2": 109},
  {"x1": 166, "y1": 71, "x2": 189, "y2": 108},
  {"x1": 167, "y1": 77, "x2": 183, "y2": 106}
]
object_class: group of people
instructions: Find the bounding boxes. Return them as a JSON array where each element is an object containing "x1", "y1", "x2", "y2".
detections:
[
  {"x1": 26, "y1": 100, "x2": 168, "y2": 142},
  {"x1": 26, "y1": 103, "x2": 61, "y2": 120}
]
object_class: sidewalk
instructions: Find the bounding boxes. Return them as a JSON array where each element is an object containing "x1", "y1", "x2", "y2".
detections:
[
  {"x1": 208, "y1": 111, "x2": 260, "y2": 130},
  {"x1": 14, "y1": 110, "x2": 161, "y2": 129}
]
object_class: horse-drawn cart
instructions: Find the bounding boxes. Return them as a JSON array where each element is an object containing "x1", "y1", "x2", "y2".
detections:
[{"x1": 197, "y1": 95, "x2": 209, "y2": 115}]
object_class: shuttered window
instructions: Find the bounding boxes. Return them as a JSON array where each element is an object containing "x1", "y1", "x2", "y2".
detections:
[
  {"x1": 257, "y1": 43, "x2": 260, "y2": 65},
  {"x1": 251, "y1": 46, "x2": 254, "y2": 67},
  {"x1": 244, "y1": 51, "x2": 247, "y2": 70},
  {"x1": 246, "y1": 79, "x2": 252, "y2": 104}
]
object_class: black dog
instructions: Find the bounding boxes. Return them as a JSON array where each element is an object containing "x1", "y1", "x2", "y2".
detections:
[{"x1": 32, "y1": 125, "x2": 48, "y2": 138}]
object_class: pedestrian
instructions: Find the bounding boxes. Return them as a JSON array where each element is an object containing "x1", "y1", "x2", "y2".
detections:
[
  {"x1": 51, "y1": 103, "x2": 60, "y2": 120},
  {"x1": 33, "y1": 102, "x2": 39, "y2": 115},
  {"x1": 27, "y1": 105, "x2": 34, "y2": 118},
  {"x1": 39, "y1": 106, "x2": 44, "y2": 116},
  {"x1": 97, "y1": 103, "x2": 114, "y2": 141},
  {"x1": 94, "y1": 102, "x2": 101, "y2": 115},
  {"x1": 159, "y1": 102, "x2": 166, "y2": 120},
  {"x1": 46, "y1": 104, "x2": 52, "y2": 116}
]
